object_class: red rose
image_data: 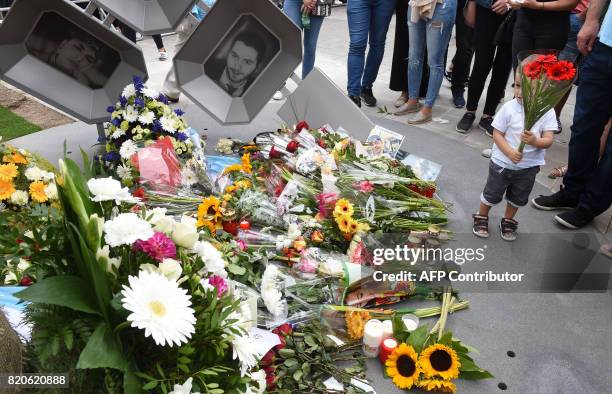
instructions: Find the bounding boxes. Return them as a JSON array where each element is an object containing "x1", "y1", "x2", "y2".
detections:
[
  {"x1": 317, "y1": 138, "x2": 326, "y2": 148},
  {"x1": 20, "y1": 276, "x2": 33, "y2": 286},
  {"x1": 274, "y1": 323, "x2": 293, "y2": 336},
  {"x1": 273, "y1": 335, "x2": 286, "y2": 350},
  {"x1": 295, "y1": 120, "x2": 310, "y2": 133},
  {"x1": 286, "y1": 140, "x2": 299, "y2": 153},
  {"x1": 265, "y1": 372, "x2": 277, "y2": 390},
  {"x1": 222, "y1": 221, "x2": 239, "y2": 236},
  {"x1": 269, "y1": 146, "x2": 282, "y2": 159},
  {"x1": 260, "y1": 351, "x2": 276, "y2": 366},
  {"x1": 523, "y1": 61, "x2": 543, "y2": 79},
  {"x1": 132, "y1": 187, "x2": 146, "y2": 200}
]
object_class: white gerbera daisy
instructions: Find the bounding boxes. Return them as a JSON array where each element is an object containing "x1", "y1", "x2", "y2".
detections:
[
  {"x1": 116, "y1": 164, "x2": 132, "y2": 181},
  {"x1": 122, "y1": 270, "x2": 196, "y2": 347},
  {"x1": 122, "y1": 83, "x2": 136, "y2": 98},
  {"x1": 181, "y1": 167, "x2": 198, "y2": 186},
  {"x1": 160, "y1": 115, "x2": 177, "y2": 133},
  {"x1": 123, "y1": 105, "x2": 139, "y2": 123},
  {"x1": 119, "y1": 140, "x2": 139, "y2": 160},
  {"x1": 103, "y1": 212, "x2": 153, "y2": 247},
  {"x1": 111, "y1": 128, "x2": 126, "y2": 140},
  {"x1": 138, "y1": 110, "x2": 155, "y2": 125},
  {"x1": 142, "y1": 87, "x2": 158, "y2": 99}
]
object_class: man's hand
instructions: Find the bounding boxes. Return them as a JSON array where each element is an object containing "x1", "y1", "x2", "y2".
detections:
[
  {"x1": 492, "y1": 0, "x2": 510, "y2": 14},
  {"x1": 577, "y1": 20, "x2": 600, "y2": 55},
  {"x1": 508, "y1": 149, "x2": 523, "y2": 164},
  {"x1": 303, "y1": 0, "x2": 316, "y2": 11},
  {"x1": 520, "y1": 130, "x2": 537, "y2": 146}
]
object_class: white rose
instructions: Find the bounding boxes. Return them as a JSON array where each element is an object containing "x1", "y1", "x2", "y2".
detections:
[
  {"x1": 172, "y1": 215, "x2": 198, "y2": 249},
  {"x1": 45, "y1": 183, "x2": 58, "y2": 200},
  {"x1": 148, "y1": 208, "x2": 174, "y2": 234},
  {"x1": 193, "y1": 241, "x2": 227, "y2": 277},
  {"x1": 158, "y1": 259, "x2": 182, "y2": 282},
  {"x1": 24, "y1": 166, "x2": 43, "y2": 181},
  {"x1": 88, "y1": 177, "x2": 138, "y2": 205},
  {"x1": 17, "y1": 258, "x2": 31, "y2": 272},
  {"x1": 3, "y1": 271, "x2": 17, "y2": 285},
  {"x1": 9, "y1": 190, "x2": 29, "y2": 206}
]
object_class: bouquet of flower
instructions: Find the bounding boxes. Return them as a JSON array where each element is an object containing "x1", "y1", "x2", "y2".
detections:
[{"x1": 518, "y1": 51, "x2": 577, "y2": 152}]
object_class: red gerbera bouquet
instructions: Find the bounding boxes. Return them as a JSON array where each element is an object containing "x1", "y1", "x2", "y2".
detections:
[{"x1": 518, "y1": 51, "x2": 577, "y2": 152}]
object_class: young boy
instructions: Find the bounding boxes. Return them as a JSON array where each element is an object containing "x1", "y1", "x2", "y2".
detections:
[{"x1": 473, "y1": 74, "x2": 557, "y2": 241}]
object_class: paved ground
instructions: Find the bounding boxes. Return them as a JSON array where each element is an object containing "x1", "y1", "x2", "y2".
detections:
[{"x1": 7, "y1": 6, "x2": 612, "y2": 393}]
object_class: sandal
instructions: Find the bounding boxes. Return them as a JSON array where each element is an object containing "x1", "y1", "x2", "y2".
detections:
[
  {"x1": 548, "y1": 164, "x2": 568, "y2": 179},
  {"x1": 472, "y1": 214, "x2": 489, "y2": 238},
  {"x1": 500, "y1": 218, "x2": 518, "y2": 241}
]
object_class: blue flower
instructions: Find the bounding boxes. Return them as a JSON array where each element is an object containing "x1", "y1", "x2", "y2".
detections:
[
  {"x1": 97, "y1": 134, "x2": 107, "y2": 143},
  {"x1": 111, "y1": 118, "x2": 121, "y2": 127},
  {"x1": 174, "y1": 109, "x2": 185, "y2": 116},
  {"x1": 135, "y1": 97, "x2": 145, "y2": 108},
  {"x1": 119, "y1": 96, "x2": 128, "y2": 107},
  {"x1": 103, "y1": 151, "x2": 120, "y2": 163},
  {"x1": 106, "y1": 105, "x2": 115, "y2": 113},
  {"x1": 157, "y1": 94, "x2": 169, "y2": 105},
  {"x1": 152, "y1": 120, "x2": 162, "y2": 132},
  {"x1": 177, "y1": 132, "x2": 188, "y2": 142},
  {"x1": 132, "y1": 76, "x2": 145, "y2": 92}
]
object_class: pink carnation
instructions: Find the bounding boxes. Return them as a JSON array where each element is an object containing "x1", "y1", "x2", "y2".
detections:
[
  {"x1": 316, "y1": 192, "x2": 338, "y2": 219},
  {"x1": 354, "y1": 181, "x2": 375, "y2": 193},
  {"x1": 236, "y1": 239, "x2": 247, "y2": 251},
  {"x1": 208, "y1": 275, "x2": 228, "y2": 296},
  {"x1": 134, "y1": 232, "x2": 176, "y2": 262}
]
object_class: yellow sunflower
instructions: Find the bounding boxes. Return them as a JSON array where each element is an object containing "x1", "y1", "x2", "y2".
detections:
[
  {"x1": 0, "y1": 179, "x2": 16, "y2": 200},
  {"x1": 0, "y1": 163, "x2": 18, "y2": 181},
  {"x1": 225, "y1": 185, "x2": 238, "y2": 193},
  {"x1": 345, "y1": 311, "x2": 370, "y2": 339},
  {"x1": 418, "y1": 344, "x2": 461, "y2": 380},
  {"x1": 333, "y1": 198, "x2": 354, "y2": 218},
  {"x1": 234, "y1": 179, "x2": 252, "y2": 189},
  {"x1": 385, "y1": 343, "x2": 420, "y2": 389},
  {"x1": 29, "y1": 181, "x2": 49, "y2": 203},
  {"x1": 335, "y1": 214, "x2": 352, "y2": 233},
  {"x1": 3, "y1": 151, "x2": 28, "y2": 165},
  {"x1": 241, "y1": 153, "x2": 252, "y2": 174},
  {"x1": 197, "y1": 196, "x2": 222, "y2": 224},
  {"x1": 418, "y1": 379, "x2": 457, "y2": 393},
  {"x1": 222, "y1": 164, "x2": 243, "y2": 175}
]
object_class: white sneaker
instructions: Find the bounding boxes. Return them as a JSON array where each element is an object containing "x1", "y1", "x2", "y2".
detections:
[
  {"x1": 159, "y1": 51, "x2": 168, "y2": 61},
  {"x1": 481, "y1": 148, "x2": 492, "y2": 158},
  {"x1": 273, "y1": 91, "x2": 284, "y2": 100}
]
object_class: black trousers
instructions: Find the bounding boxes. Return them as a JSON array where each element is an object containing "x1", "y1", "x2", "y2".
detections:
[
  {"x1": 449, "y1": 0, "x2": 474, "y2": 91},
  {"x1": 119, "y1": 23, "x2": 164, "y2": 50},
  {"x1": 511, "y1": 13, "x2": 569, "y2": 69},
  {"x1": 466, "y1": 6, "x2": 513, "y2": 115},
  {"x1": 389, "y1": 0, "x2": 428, "y2": 95}
]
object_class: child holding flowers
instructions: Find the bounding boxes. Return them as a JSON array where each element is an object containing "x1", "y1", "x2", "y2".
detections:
[{"x1": 472, "y1": 72, "x2": 557, "y2": 241}]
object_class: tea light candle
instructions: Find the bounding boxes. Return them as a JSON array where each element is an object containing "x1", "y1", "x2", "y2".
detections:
[
  {"x1": 378, "y1": 338, "x2": 398, "y2": 364},
  {"x1": 382, "y1": 319, "x2": 394, "y2": 340},
  {"x1": 362, "y1": 319, "x2": 383, "y2": 357},
  {"x1": 402, "y1": 314, "x2": 420, "y2": 332}
]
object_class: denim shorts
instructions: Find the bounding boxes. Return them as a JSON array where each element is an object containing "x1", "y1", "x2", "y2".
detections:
[{"x1": 481, "y1": 161, "x2": 540, "y2": 207}]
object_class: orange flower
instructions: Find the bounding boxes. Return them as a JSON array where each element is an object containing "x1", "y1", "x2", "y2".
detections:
[
  {"x1": 0, "y1": 179, "x2": 16, "y2": 200},
  {"x1": 29, "y1": 181, "x2": 48, "y2": 203},
  {"x1": 241, "y1": 153, "x2": 252, "y2": 174},
  {"x1": 0, "y1": 163, "x2": 18, "y2": 181},
  {"x1": 311, "y1": 230, "x2": 324, "y2": 243},
  {"x1": 3, "y1": 151, "x2": 28, "y2": 165}
]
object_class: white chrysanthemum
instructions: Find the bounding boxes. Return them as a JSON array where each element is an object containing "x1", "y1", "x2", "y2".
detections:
[
  {"x1": 88, "y1": 177, "x2": 139, "y2": 205},
  {"x1": 119, "y1": 140, "x2": 139, "y2": 160},
  {"x1": 142, "y1": 87, "x2": 158, "y2": 99},
  {"x1": 261, "y1": 265, "x2": 286, "y2": 317},
  {"x1": 116, "y1": 164, "x2": 132, "y2": 180},
  {"x1": 181, "y1": 167, "x2": 198, "y2": 186},
  {"x1": 123, "y1": 105, "x2": 139, "y2": 123},
  {"x1": 44, "y1": 183, "x2": 58, "y2": 200},
  {"x1": 193, "y1": 241, "x2": 227, "y2": 277},
  {"x1": 40, "y1": 170, "x2": 55, "y2": 182},
  {"x1": 111, "y1": 128, "x2": 125, "y2": 140},
  {"x1": 169, "y1": 377, "x2": 200, "y2": 394},
  {"x1": 122, "y1": 83, "x2": 136, "y2": 98},
  {"x1": 138, "y1": 110, "x2": 155, "y2": 125},
  {"x1": 242, "y1": 370, "x2": 266, "y2": 394},
  {"x1": 103, "y1": 213, "x2": 153, "y2": 247},
  {"x1": 121, "y1": 270, "x2": 196, "y2": 347},
  {"x1": 160, "y1": 115, "x2": 177, "y2": 133},
  {"x1": 24, "y1": 166, "x2": 43, "y2": 181},
  {"x1": 232, "y1": 334, "x2": 263, "y2": 376},
  {"x1": 9, "y1": 190, "x2": 29, "y2": 206}
]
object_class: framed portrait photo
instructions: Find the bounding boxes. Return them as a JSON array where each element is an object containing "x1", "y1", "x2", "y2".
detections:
[{"x1": 173, "y1": 0, "x2": 302, "y2": 125}]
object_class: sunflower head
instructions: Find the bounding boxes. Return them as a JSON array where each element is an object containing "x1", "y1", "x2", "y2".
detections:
[
  {"x1": 386, "y1": 343, "x2": 420, "y2": 389},
  {"x1": 0, "y1": 163, "x2": 18, "y2": 181},
  {"x1": 418, "y1": 343, "x2": 461, "y2": 380},
  {"x1": 197, "y1": 196, "x2": 222, "y2": 227},
  {"x1": 0, "y1": 179, "x2": 16, "y2": 200},
  {"x1": 222, "y1": 164, "x2": 243, "y2": 175},
  {"x1": 345, "y1": 311, "x2": 370, "y2": 339},
  {"x1": 418, "y1": 378, "x2": 457, "y2": 393},
  {"x1": 333, "y1": 198, "x2": 354, "y2": 218}
]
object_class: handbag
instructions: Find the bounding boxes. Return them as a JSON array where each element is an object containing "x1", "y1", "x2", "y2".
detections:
[
  {"x1": 493, "y1": 10, "x2": 516, "y2": 46},
  {"x1": 310, "y1": 0, "x2": 333, "y2": 17}
]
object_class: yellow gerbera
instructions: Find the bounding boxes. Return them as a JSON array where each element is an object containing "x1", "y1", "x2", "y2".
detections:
[
  {"x1": 418, "y1": 379, "x2": 457, "y2": 393},
  {"x1": 418, "y1": 344, "x2": 461, "y2": 380},
  {"x1": 29, "y1": 181, "x2": 49, "y2": 203},
  {"x1": 335, "y1": 214, "x2": 352, "y2": 233},
  {"x1": 3, "y1": 151, "x2": 28, "y2": 165},
  {"x1": 333, "y1": 198, "x2": 354, "y2": 218},
  {"x1": 0, "y1": 179, "x2": 16, "y2": 200},
  {"x1": 385, "y1": 343, "x2": 420, "y2": 389},
  {"x1": 0, "y1": 163, "x2": 18, "y2": 181},
  {"x1": 241, "y1": 153, "x2": 252, "y2": 174}
]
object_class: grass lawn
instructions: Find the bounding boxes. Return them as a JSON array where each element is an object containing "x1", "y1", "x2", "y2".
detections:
[{"x1": 0, "y1": 106, "x2": 41, "y2": 141}]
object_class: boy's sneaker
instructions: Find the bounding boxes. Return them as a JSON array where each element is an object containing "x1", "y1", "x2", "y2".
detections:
[
  {"x1": 554, "y1": 206, "x2": 593, "y2": 229},
  {"x1": 456, "y1": 112, "x2": 476, "y2": 134},
  {"x1": 479, "y1": 116, "x2": 494, "y2": 137},
  {"x1": 500, "y1": 218, "x2": 518, "y2": 241},
  {"x1": 360, "y1": 88, "x2": 377, "y2": 107},
  {"x1": 349, "y1": 95, "x2": 362, "y2": 108},
  {"x1": 531, "y1": 188, "x2": 577, "y2": 211},
  {"x1": 158, "y1": 51, "x2": 168, "y2": 61},
  {"x1": 472, "y1": 214, "x2": 489, "y2": 238},
  {"x1": 451, "y1": 89, "x2": 465, "y2": 108},
  {"x1": 555, "y1": 117, "x2": 563, "y2": 134},
  {"x1": 481, "y1": 148, "x2": 492, "y2": 158}
]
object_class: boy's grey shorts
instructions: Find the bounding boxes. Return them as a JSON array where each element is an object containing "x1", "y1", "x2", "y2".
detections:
[{"x1": 481, "y1": 161, "x2": 540, "y2": 208}]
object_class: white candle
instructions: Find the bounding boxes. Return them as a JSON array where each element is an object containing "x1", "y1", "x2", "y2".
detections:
[
  {"x1": 362, "y1": 319, "x2": 383, "y2": 357},
  {"x1": 382, "y1": 319, "x2": 394, "y2": 340},
  {"x1": 402, "y1": 314, "x2": 420, "y2": 332}
]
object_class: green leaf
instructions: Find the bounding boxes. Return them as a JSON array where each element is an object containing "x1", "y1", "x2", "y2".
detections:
[
  {"x1": 293, "y1": 370, "x2": 303, "y2": 381},
  {"x1": 15, "y1": 276, "x2": 101, "y2": 315},
  {"x1": 142, "y1": 381, "x2": 158, "y2": 390},
  {"x1": 76, "y1": 322, "x2": 128, "y2": 371},
  {"x1": 406, "y1": 325, "x2": 429, "y2": 353},
  {"x1": 124, "y1": 370, "x2": 142, "y2": 394},
  {"x1": 64, "y1": 330, "x2": 74, "y2": 350},
  {"x1": 284, "y1": 358, "x2": 298, "y2": 368},
  {"x1": 228, "y1": 263, "x2": 246, "y2": 276},
  {"x1": 460, "y1": 370, "x2": 494, "y2": 380}
]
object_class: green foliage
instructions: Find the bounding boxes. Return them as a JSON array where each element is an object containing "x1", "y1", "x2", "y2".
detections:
[
  {"x1": 0, "y1": 105, "x2": 41, "y2": 140},
  {"x1": 16, "y1": 276, "x2": 101, "y2": 315}
]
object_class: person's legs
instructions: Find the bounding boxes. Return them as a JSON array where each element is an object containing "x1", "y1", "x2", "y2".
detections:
[
  {"x1": 482, "y1": 38, "x2": 512, "y2": 116},
  {"x1": 302, "y1": 16, "x2": 325, "y2": 79},
  {"x1": 120, "y1": 23, "x2": 137, "y2": 43},
  {"x1": 347, "y1": 0, "x2": 371, "y2": 97},
  {"x1": 406, "y1": 6, "x2": 426, "y2": 103},
  {"x1": 361, "y1": 0, "x2": 396, "y2": 90},
  {"x1": 450, "y1": 0, "x2": 474, "y2": 93},
  {"x1": 389, "y1": 0, "x2": 409, "y2": 94},
  {"x1": 511, "y1": 25, "x2": 533, "y2": 71},
  {"x1": 152, "y1": 34, "x2": 165, "y2": 50}
]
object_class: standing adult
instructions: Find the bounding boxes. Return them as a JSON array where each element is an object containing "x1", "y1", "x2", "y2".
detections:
[
  {"x1": 283, "y1": 0, "x2": 326, "y2": 79},
  {"x1": 389, "y1": 0, "x2": 429, "y2": 110},
  {"x1": 346, "y1": 0, "x2": 396, "y2": 107},
  {"x1": 456, "y1": 0, "x2": 513, "y2": 135},
  {"x1": 448, "y1": 0, "x2": 475, "y2": 108},
  {"x1": 532, "y1": 0, "x2": 612, "y2": 229},
  {"x1": 403, "y1": 0, "x2": 458, "y2": 124}
]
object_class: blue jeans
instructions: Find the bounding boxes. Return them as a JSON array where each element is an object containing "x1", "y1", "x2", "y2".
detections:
[
  {"x1": 347, "y1": 0, "x2": 396, "y2": 96},
  {"x1": 563, "y1": 41, "x2": 612, "y2": 217},
  {"x1": 407, "y1": 0, "x2": 457, "y2": 107},
  {"x1": 284, "y1": 0, "x2": 325, "y2": 79}
]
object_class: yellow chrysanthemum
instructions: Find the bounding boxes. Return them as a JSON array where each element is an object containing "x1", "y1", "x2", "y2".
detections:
[
  {"x1": 241, "y1": 153, "x2": 252, "y2": 174},
  {"x1": 234, "y1": 179, "x2": 252, "y2": 189},
  {"x1": 0, "y1": 163, "x2": 18, "y2": 181},
  {"x1": 335, "y1": 214, "x2": 352, "y2": 233},
  {"x1": 333, "y1": 198, "x2": 354, "y2": 218},
  {"x1": 418, "y1": 344, "x2": 461, "y2": 380},
  {"x1": 225, "y1": 185, "x2": 238, "y2": 193},
  {"x1": 29, "y1": 181, "x2": 49, "y2": 203},
  {"x1": 3, "y1": 151, "x2": 28, "y2": 165},
  {"x1": 385, "y1": 343, "x2": 420, "y2": 389},
  {"x1": 222, "y1": 164, "x2": 243, "y2": 175},
  {"x1": 0, "y1": 179, "x2": 16, "y2": 200},
  {"x1": 418, "y1": 379, "x2": 457, "y2": 393},
  {"x1": 197, "y1": 196, "x2": 222, "y2": 223}
]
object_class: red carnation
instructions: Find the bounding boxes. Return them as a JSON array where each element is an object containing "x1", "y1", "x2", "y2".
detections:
[
  {"x1": 295, "y1": 120, "x2": 310, "y2": 133},
  {"x1": 523, "y1": 61, "x2": 543, "y2": 79},
  {"x1": 20, "y1": 276, "x2": 33, "y2": 286},
  {"x1": 286, "y1": 140, "x2": 299, "y2": 153}
]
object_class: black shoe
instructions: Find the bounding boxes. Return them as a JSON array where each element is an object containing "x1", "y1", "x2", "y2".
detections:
[
  {"x1": 444, "y1": 70, "x2": 453, "y2": 83},
  {"x1": 166, "y1": 96, "x2": 179, "y2": 104},
  {"x1": 451, "y1": 89, "x2": 465, "y2": 108},
  {"x1": 531, "y1": 187, "x2": 578, "y2": 211},
  {"x1": 360, "y1": 88, "x2": 377, "y2": 107},
  {"x1": 456, "y1": 112, "x2": 476, "y2": 134},
  {"x1": 555, "y1": 117, "x2": 563, "y2": 134},
  {"x1": 479, "y1": 116, "x2": 494, "y2": 138},
  {"x1": 349, "y1": 95, "x2": 361, "y2": 108},
  {"x1": 554, "y1": 206, "x2": 593, "y2": 229}
]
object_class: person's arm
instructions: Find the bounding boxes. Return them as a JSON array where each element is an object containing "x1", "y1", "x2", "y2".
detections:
[
  {"x1": 464, "y1": 0, "x2": 477, "y2": 28},
  {"x1": 520, "y1": 130, "x2": 554, "y2": 148},
  {"x1": 577, "y1": 0, "x2": 606, "y2": 54},
  {"x1": 493, "y1": 129, "x2": 523, "y2": 164},
  {"x1": 509, "y1": 0, "x2": 579, "y2": 11},
  {"x1": 491, "y1": 0, "x2": 510, "y2": 14}
]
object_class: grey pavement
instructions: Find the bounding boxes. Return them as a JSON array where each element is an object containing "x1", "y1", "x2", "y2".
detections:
[{"x1": 7, "y1": 6, "x2": 612, "y2": 394}]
